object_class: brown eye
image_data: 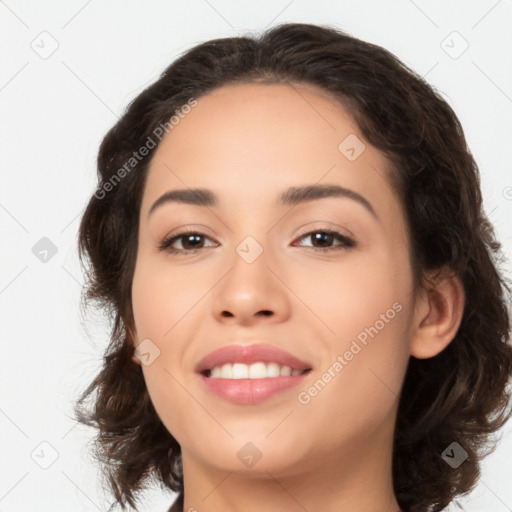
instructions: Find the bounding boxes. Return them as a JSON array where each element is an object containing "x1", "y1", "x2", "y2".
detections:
[
  {"x1": 158, "y1": 231, "x2": 217, "y2": 253},
  {"x1": 294, "y1": 230, "x2": 355, "y2": 251}
]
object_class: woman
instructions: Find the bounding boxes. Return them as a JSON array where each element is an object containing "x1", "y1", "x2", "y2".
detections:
[{"x1": 74, "y1": 22, "x2": 512, "y2": 512}]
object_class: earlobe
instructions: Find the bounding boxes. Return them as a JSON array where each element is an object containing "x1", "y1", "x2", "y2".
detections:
[{"x1": 410, "y1": 270, "x2": 465, "y2": 359}]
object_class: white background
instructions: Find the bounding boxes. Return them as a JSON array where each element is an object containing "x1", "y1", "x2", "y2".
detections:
[{"x1": 1, "y1": 1, "x2": 511, "y2": 511}]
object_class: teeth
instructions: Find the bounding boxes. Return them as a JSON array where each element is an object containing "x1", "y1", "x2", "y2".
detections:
[
  {"x1": 267, "y1": 362, "x2": 281, "y2": 378},
  {"x1": 211, "y1": 366, "x2": 222, "y2": 378},
  {"x1": 207, "y1": 362, "x2": 306, "y2": 379},
  {"x1": 232, "y1": 363, "x2": 248, "y2": 379},
  {"x1": 249, "y1": 362, "x2": 266, "y2": 378}
]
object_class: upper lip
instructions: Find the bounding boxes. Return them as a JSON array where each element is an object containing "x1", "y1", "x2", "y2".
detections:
[{"x1": 195, "y1": 343, "x2": 312, "y2": 374}]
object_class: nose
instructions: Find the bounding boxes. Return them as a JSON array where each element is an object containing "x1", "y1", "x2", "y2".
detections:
[{"x1": 211, "y1": 244, "x2": 291, "y2": 327}]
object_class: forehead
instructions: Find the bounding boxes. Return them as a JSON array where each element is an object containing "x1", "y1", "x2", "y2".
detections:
[
  {"x1": 154, "y1": 82, "x2": 361, "y2": 163},
  {"x1": 142, "y1": 82, "x2": 397, "y2": 217}
]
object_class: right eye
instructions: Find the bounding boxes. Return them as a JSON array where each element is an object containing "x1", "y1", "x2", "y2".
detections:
[{"x1": 158, "y1": 230, "x2": 218, "y2": 254}]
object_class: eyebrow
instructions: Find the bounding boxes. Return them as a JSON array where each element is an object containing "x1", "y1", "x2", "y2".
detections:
[{"x1": 148, "y1": 184, "x2": 377, "y2": 219}]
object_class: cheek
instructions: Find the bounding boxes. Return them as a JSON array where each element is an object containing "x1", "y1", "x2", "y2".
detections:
[
  {"x1": 131, "y1": 253, "x2": 216, "y2": 340},
  {"x1": 293, "y1": 249, "x2": 412, "y2": 424},
  {"x1": 131, "y1": 259, "x2": 195, "y2": 441},
  {"x1": 131, "y1": 254, "x2": 223, "y2": 443},
  {"x1": 296, "y1": 246, "x2": 411, "y2": 347}
]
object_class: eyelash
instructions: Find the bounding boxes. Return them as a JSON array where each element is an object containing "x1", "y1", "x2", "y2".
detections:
[{"x1": 157, "y1": 228, "x2": 355, "y2": 254}]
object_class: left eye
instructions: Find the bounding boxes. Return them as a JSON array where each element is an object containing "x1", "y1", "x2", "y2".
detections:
[{"x1": 293, "y1": 230, "x2": 355, "y2": 251}]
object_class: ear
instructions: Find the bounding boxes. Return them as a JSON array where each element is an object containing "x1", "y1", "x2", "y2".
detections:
[{"x1": 410, "y1": 268, "x2": 465, "y2": 359}]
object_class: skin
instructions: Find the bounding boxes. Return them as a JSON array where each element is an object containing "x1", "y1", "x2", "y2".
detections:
[{"x1": 130, "y1": 82, "x2": 465, "y2": 512}]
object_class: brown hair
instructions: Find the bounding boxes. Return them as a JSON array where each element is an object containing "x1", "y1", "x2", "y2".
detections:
[{"x1": 74, "y1": 22, "x2": 512, "y2": 512}]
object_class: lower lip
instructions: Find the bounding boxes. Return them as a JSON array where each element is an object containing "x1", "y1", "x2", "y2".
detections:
[{"x1": 200, "y1": 373, "x2": 310, "y2": 405}]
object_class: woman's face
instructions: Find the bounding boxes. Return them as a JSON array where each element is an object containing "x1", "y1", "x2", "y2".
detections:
[{"x1": 131, "y1": 82, "x2": 416, "y2": 478}]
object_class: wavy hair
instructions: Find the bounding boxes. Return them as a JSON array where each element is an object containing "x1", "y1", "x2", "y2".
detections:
[{"x1": 74, "y1": 22, "x2": 512, "y2": 512}]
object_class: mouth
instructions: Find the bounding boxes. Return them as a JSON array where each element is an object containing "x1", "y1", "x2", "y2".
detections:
[{"x1": 195, "y1": 343, "x2": 313, "y2": 405}]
